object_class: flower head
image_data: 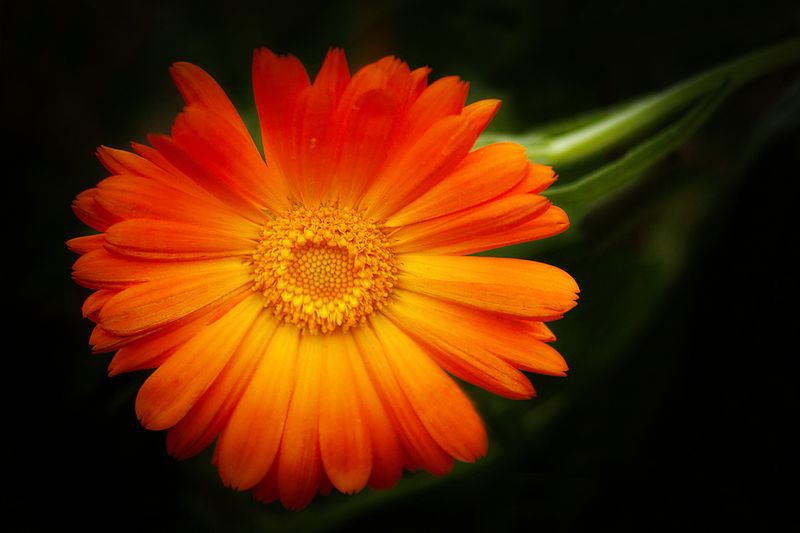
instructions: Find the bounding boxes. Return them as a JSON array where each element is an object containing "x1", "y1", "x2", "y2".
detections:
[{"x1": 69, "y1": 48, "x2": 579, "y2": 509}]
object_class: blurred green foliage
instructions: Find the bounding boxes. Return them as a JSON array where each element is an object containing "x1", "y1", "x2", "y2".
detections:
[{"x1": 8, "y1": 1, "x2": 799, "y2": 531}]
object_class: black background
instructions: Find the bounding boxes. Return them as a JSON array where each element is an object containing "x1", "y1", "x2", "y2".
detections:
[{"x1": 7, "y1": 1, "x2": 799, "y2": 531}]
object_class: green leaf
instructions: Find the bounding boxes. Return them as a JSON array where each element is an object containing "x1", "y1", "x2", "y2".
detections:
[
  {"x1": 478, "y1": 82, "x2": 732, "y2": 259},
  {"x1": 478, "y1": 38, "x2": 800, "y2": 167},
  {"x1": 544, "y1": 80, "x2": 732, "y2": 224}
]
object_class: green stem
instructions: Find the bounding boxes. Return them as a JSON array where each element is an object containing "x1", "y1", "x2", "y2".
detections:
[{"x1": 529, "y1": 38, "x2": 800, "y2": 165}]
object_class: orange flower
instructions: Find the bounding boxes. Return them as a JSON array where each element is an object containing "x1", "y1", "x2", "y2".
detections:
[{"x1": 69, "y1": 48, "x2": 579, "y2": 510}]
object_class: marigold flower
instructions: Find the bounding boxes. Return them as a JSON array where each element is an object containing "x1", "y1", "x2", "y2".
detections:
[{"x1": 69, "y1": 48, "x2": 579, "y2": 510}]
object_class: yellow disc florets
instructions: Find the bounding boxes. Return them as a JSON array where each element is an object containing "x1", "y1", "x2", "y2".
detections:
[{"x1": 250, "y1": 204, "x2": 398, "y2": 334}]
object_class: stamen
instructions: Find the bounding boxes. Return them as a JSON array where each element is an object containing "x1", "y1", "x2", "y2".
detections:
[{"x1": 250, "y1": 204, "x2": 398, "y2": 333}]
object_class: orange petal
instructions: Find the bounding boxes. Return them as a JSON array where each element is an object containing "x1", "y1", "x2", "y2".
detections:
[
  {"x1": 94, "y1": 174, "x2": 259, "y2": 234},
  {"x1": 91, "y1": 292, "x2": 238, "y2": 354},
  {"x1": 411, "y1": 204, "x2": 570, "y2": 255},
  {"x1": 528, "y1": 321, "x2": 557, "y2": 342},
  {"x1": 399, "y1": 254, "x2": 579, "y2": 320},
  {"x1": 148, "y1": 134, "x2": 266, "y2": 224},
  {"x1": 252, "y1": 48, "x2": 310, "y2": 179},
  {"x1": 104, "y1": 219, "x2": 255, "y2": 261},
  {"x1": 353, "y1": 322, "x2": 453, "y2": 474},
  {"x1": 330, "y1": 90, "x2": 402, "y2": 205},
  {"x1": 89, "y1": 324, "x2": 125, "y2": 353},
  {"x1": 96, "y1": 145, "x2": 203, "y2": 196},
  {"x1": 387, "y1": 142, "x2": 529, "y2": 227},
  {"x1": 392, "y1": 75, "x2": 468, "y2": 153},
  {"x1": 109, "y1": 346, "x2": 171, "y2": 376},
  {"x1": 427, "y1": 346, "x2": 535, "y2": 399},
  {"x1": 215, "y1": 323, "x2": 299, "y2": 489},
  {"x1": 285, "y1": 84, "x2": 336, "y2": 203},
  {"x1": 507, "y1": 163, "x2": 558, "y2": 195},
  {"x1": 90, "y1": 328, "x2": 148, "y2": 355},
  {"x1": 499, "y1": 336, "x2": 570, "y2": 375},
  {"x1": 171, "y1": 105, "x2": 290, "y2": 212},
  {"x1": 339, "y1": 56, "x2": 412, "y2": 111},
  {"x1": 252, "y1": 462, "x2": 279, "y2": 504},
  {"x1": 168, "y1": 311, "x2": 280, "y2": 461},
  {"x1": 72, "y1": 189, "x2": 121, "y2": 231},
  {"x1": 483, "y1": 204, "x2": 570, "y2": 245},
  {"x1": 339, "y1": 333, "x2": 403, "y2": 489},
  {"x1": 97, "y1": 145, "x2": 157, "y2": 176},
  {"x1": 363, "y1": 99, "x2": 501, "y2": 220},
  {"x1": 383, "y1": 292, "x2": 536, "y2": 399},
  {"x1": 73, "y1": 249, "x2": 245, "y2": 290},
  {"x1": 370, "y1": 314, "x2": 487, "y2": 462},
  {"x1": 108, "y1": 306, "x2": 220, "y2": 376},
  {"x1": 134, "y1": 295, "x2": 262, "y2": 430},
  {"x1": 277, "y1": 334, "x2": 324, "y2": 510},
  {"x1": 329, "y1": 56, "x2": 416, "y2": 205},
  {"x1": 407, "y1": 66, "x2": 431, "y2": 100},
  {"x1": 387, "y1": 290, "x2": 568, "y2": 377},
  {"x1": 169, "y1": 62, "x2": 249, "y2": 135},
  {"x1": 128, "y1": 141, "x2": 214, "y2": 195},
  {"x1": 67, "y1": 234, "x2": 105, "y2": 254},
  {"x1": 313, "y1": 48, "x2": 350, "y2": 103},
  {"x1": 318, "y1": 332, "x2": 372, "y2": 494},
  {"x1": 99, "y1": 262, "x2": 250, "y2": 336},
  {"x1": 81, "y1": 289, "x2": 117, "y2": 322},
  {"x1": 392, "y1": 194, "x2": 551, "y2": 255}
]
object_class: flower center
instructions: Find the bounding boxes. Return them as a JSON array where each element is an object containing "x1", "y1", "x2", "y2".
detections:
[{"x1": 251, "y1": 204, "x2": 398, "y2": 334}]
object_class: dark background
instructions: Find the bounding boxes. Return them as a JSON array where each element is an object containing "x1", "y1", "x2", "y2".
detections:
[{"x1": 6, "y1": 1, "x2": 799, "y2": 531}]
